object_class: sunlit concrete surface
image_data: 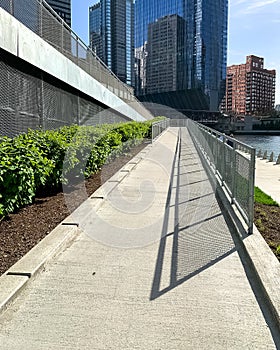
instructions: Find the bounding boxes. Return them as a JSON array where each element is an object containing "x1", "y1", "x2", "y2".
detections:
[
  {"x1": 255, "y1": 157, "x2": 280, "y2": 204},
  {"x1": 0, "y1": 128, "x2": 279, "y2": 349}
]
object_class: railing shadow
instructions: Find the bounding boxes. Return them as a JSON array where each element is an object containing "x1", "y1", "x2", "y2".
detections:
[
  {"x1": 150, "y1": 127, "x2": 280, "y2": 347},
  {"x1": 150, "y1": 128, "x2": 237, "y2": 300}
]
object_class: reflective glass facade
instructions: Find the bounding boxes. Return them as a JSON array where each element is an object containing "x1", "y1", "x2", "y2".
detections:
[
  {"x1": 89, "y1": 0, "x2": 134, "y2": 85},
  {"x1": 46, "y1": 0, "x2": 71, "y2": 26},
  {"x1": 89, "y1": 3, "x2": 103, "y2": 60},
  {"x1": 135, "y1": 0, "x2": 228, "y2": 110},
  {"x1": 146, "y1": 14, "x2": 186, "y2": 94}
]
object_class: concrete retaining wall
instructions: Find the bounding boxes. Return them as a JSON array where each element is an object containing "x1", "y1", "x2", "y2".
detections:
[{"x1": 0, "y1": 7, "x2": 146, "y2": 122}]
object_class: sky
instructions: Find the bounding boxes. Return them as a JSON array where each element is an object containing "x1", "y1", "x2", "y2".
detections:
[{"x1": 71, "y1": 0, "x2": 280, "y2": 105}]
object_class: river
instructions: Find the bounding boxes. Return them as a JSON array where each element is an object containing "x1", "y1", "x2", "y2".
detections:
[{"x1": 234, "y1": 134, "x2": 280, "y2": 158}]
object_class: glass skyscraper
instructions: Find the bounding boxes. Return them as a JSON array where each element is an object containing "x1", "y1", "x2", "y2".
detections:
[
  {"x1": 146, "y1": 14, "x2": 186, "y2": 94},
  {"x1": 135, "y1": 0, "x2": 228, "y2": 111},
  {"x1": 45, "y1": 0, "x2": 71, "y2": 27},
  {"x1": 89, "y1": 0, "x2": 134, "y2": 86},
  {"x1": 89, "y1": 3, "x2": 104, "y2": 61}
]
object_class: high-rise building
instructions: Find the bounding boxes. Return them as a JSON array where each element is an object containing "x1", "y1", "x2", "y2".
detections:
[
  {"x1": 89, "y1": 3, "x2": 103, "y2": 58},
  {"x1": 89, "y1": 0, "x2": 135, "y2": 86},
  {"x1": 134, "y1": 0, "x2": 228, "y2": 111},
  {"x1": 224, "y1": 55, "x2": 276, "y2": 115},
  {"x1": 45, "y1": 0, "x2": 71, "y2": 27},
  {"x1": 135, "y1": 42, "x2": 147, "y2": 96},
  {"x1": 146, "y1": 14, "x2": 186, "y2": 95}
]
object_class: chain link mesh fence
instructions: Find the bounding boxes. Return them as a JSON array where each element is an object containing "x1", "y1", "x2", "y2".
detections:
[
  {"x1": 0, "y1": 0, "x2": 140, "y2": 103},
  {"x1": 0, "y1": 52, "x2": 128, "y2": 137},
  {"x1": 0, "y1": 0, "x2": 152, "y2": 137},
  {"x1": 0, "y1": 57, "x2": 42, "y2": 137},
  {"x1": 151, "y1": 117, "x2": 255, "y2": 232},
  {"x1": 151, "y1": 119, "x2": 170, "y2": 141},
  {"x1": 186, "y1": 119, "x2": 255, "y2": 234}
]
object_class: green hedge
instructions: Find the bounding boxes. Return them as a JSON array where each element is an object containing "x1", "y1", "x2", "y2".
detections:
[{"x1": 0, "y1": 119, "x2": 157, "y2": 219}]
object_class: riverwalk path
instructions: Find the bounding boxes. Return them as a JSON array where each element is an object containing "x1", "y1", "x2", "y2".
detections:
[
  {"x1": 0, "y1": 127, "x2": 279, "y2": 349},
  {"x1": 255, "y1": 157, "x2": 280, "y2": 205}
]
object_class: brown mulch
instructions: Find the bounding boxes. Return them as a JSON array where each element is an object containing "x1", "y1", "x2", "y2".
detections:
[
  {"x1": 0, "y1": 142, "x2": 279, "y2": 275},
  {"x1": 254, "y1": 203, "x2": 280, "y2": 261},
  {"x1": 0, "y1": 142, "x2": 148, "y2": 276}
]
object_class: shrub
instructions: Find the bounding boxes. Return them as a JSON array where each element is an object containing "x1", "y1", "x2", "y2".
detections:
[{"x1": 0, "y1": 118, "x2": 160, "y2": 218}]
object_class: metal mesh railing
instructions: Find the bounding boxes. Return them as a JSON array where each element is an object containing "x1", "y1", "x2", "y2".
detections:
[
  {"x1": 0, "y1": 55, "x2": 128, "y2": 137},
  {"x1": 0, "y1": 0, "x2": 152, "y2": 120},
  {"x1": 187, "y1": 119, "x2": 256, "y2": 234},
  {"x1": 152, "y1": 119, "x2": 170, "y2": 141}
]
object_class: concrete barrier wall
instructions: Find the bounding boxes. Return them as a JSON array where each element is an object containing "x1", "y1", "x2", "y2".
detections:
[{"x1": 0, "y1": 7, "x2": 146, "y2": 123}]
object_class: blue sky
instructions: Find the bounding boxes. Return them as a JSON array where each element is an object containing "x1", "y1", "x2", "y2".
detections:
[{"x1": 71, "y1": 0, "x2": 280, "y2": 104}]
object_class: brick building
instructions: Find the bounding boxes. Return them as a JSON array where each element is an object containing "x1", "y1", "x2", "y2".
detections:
[{"x1": 223, "y1": 55, "x2": 276, "y2": 115}]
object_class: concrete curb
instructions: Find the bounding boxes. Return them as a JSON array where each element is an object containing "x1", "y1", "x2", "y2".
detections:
[
  {"x1": 216, "y1": 177, "x2": 280, "y2": 331},
  {"x1": 190, "y1": 130, "x2": 280, "y2": 331},
  {"x1": 211, "y1": 173, "x2": 280, "y2": 330},
  {"x1": 87, "y1": 143, "x2": 153, "y2": 201},
  {"x1": 62, "y1": 142, "x2": 155, "y2": 232},
  {"x1": 243, "y1": 225, "x2": 280, "y2": 327},
  {"x1": 0, "y1": 141, "x2": 153, "y2": 315},
  {"x1": 0, "y1": 275, "x2": 29, "y2": 315},
  {"x1": 0, "y1": 223, "x2": 80, "y2": 315}
]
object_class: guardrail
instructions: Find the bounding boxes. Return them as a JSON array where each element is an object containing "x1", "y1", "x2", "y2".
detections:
[
  {"x1": 152, "y1": 119, "x2": 170, "y2": 142},
  {"x1": 187, "y1": 119, "x2": 256, "y2": 234},
  {"x1": 0, "y1": 0, "x2": 152, "y2": 120}
]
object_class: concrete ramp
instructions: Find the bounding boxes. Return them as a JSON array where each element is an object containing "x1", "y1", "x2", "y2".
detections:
[{"x1": 0, "y1": 128, "x2": 279, "y2": 349}]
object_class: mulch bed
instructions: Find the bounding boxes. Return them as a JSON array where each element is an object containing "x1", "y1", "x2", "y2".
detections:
[
  {"x1": 254, "y1": 203, "x2": 280, "y2": 260},
  {"x1": 0, "y1": 142, "x2": 148, "y2": 276},
  {"x1": 0, "y1": 142, "x2": 279, "y2": 275}
]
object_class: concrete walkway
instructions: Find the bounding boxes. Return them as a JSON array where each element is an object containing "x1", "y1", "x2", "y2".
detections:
[
  {"x1": 255, "y1": 157, "x2": 280, "y2": 205},
  {"x1": 0, "y1": 128, "x2": 279, "y2": 349}
]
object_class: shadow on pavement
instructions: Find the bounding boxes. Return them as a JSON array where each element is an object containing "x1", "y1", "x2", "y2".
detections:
[{"x1": 150, "y1": 127, "x2": 280, "y2": 347}]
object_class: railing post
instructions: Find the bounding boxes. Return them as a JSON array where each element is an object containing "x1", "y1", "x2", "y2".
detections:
[
  {"x1": 187, "y1": 121, "x2": 256, "y2": 235},
  {"x1": 61, "y1": 21, "x2": 64, "y2": 53},
  {"x1": 221, "y1": 136, "x2": 226, "y2": 186},
  {"x1": 248, "y1": 148, "x2": 256, "y2": 234},
  {"x1": 40, "y1": 72, "x2": 45, "y2": 130},
  {"x1": 231, "y1": 141, "x2": 237, "y2": 204},
  {"x1": 10, "y1": 0, "x2": 14, "y2": 15},
  {"x1": 75, "y1": 35, "x2": 79, "y2": 65},
  {"x1": 39, "y1": 0, "x2": 43, "y2": 37}
]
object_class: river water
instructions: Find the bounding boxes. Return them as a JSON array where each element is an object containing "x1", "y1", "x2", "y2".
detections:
[{"x1": 234, "y1": 134, "x2": 280, "y2": 158}]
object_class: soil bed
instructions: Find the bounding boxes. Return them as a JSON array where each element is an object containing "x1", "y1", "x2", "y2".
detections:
[
  {"x1": 254, "y1": 203, "x2": 280, "y2": 260},
  {"x1": 0, "y1": 142, "x2": 148, "y2": 275},
  {"x1": 0, "y1": 142, "x2": 279, "y2": 275}
]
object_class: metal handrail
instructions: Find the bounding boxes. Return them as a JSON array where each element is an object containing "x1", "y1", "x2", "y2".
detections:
[
  {"x1": 40, "y1": 0, "x2": 134, "y2": 97},
  {"x1": 151, "y1": 119, "x2": 170, "y2": 142},
  {"x1": 0, "y1": 0, "x2": 152, "y2": 119},
  {"x1": 187, "y1": 119, "x2": 256, "y2": 234}
]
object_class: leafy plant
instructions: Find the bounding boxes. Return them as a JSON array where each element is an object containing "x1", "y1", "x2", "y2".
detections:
[{"x1": 0, "y1": 118, "x2": 160, "y2": 218}]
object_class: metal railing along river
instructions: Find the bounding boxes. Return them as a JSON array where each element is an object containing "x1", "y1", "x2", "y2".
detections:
[{"x1": 187, "y1": 119, "x2": 255, "y2": 234}]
